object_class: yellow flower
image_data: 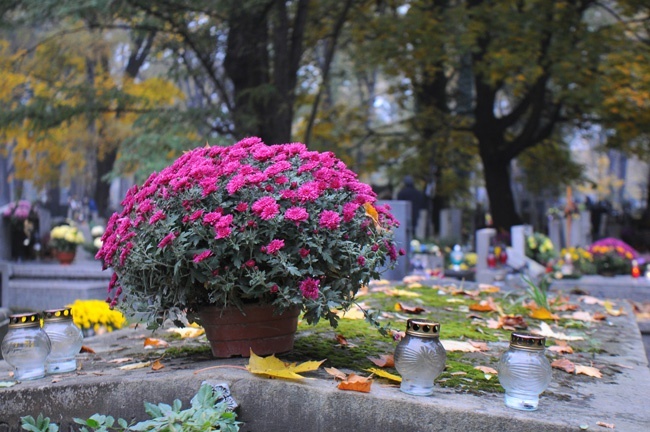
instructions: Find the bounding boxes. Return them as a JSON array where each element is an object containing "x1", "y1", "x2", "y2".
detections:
[{"x1": 69, "y1": 299, "x2": 126, "y2": 331}]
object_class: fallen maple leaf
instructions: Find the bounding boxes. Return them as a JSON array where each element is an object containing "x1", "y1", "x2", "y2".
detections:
[
  {"x1": 593, "y1": 311, "x2": 607, "y2": 321},
  {"x1": 575, "y1": 364, "x2": 602, "y2": 378},
  {"x1": 367, "y1": 354, "x2": 395, "y2": 368},
  {"x1": 366, "y1": 367, "x2": 401, "y2": 383},
  {"x1": 246, "y1": 349, "x2": 325, "y2": 379},
  {"x1": 395, "y1": 302, "x2": 426, "y2": 314},
  {"x1": 533, "y1": 322, "x2": 584, "y2": 341},
  {"x1": 488, "y1": 315, "x2": 528, "y2": 330},
  {"x1": 151, "y1": 360, "x2": 164, "y2": 371},
  {"x1": 144, "y1": 338, "x2": 169, "y2": 349},
  {"x1": 596, "y1": 421, "x2": 615, "y2": 429},
  {"x1": 450, "y1": 289, "x2": 480, "y2": 297},
  {"x1": 335, "y1": 334, "x2": 349, "y2": 346},
  {"x1": 80, "y1": 345, "x2": 96, "y2": 354},
  {"x1": 562, "y1": 311, "x2": 596, "y2": 322},
  {"x1": 337, "y1": 373, "x2": 373, "y2": 393},
  {"x1": 551, "y1": 358, "x2": 576, "y2": 374}
]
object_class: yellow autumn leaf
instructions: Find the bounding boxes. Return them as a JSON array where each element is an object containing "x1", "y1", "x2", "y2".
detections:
[
  {"x1": 167, "y1": 326, "x2": 206, "y2": 338},
  {"x1": 366, "y1": 367, "x2": 402, "y2": 383},
  {"x1": 604, "y1": 300, "x2": 625, "y2": 317},
  {"x1": 246, "y1": 349, "x2": 325, "y2": 379},
  {"x1": 529, "y1": 307, "x2": 558, "y2": 320},
  {"x1": 386, "y1": 288, "x2": 421, "y2": 297},
  {"x1": 333, "y1": 306, "x2": 366, "y2": 320},
  {"x1": 363, "y1": 202, "x2": 380, "y2": 228}
]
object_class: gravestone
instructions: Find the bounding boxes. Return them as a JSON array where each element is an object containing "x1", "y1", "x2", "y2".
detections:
[
  {"x1": 510, "y1": 225, "x2": 532, "y2": 257},
  {"x1": 439, "y1": 208, "x2": 462, "y2": 242},
  {"x1": 548, "y1": 218, "x2": 563, "y2": 252},
  {"x1": 378, "y1": 200, "x2": 410, "y2": 281},
  {"x1": 475, "y1": 228, "x2": 496, "y2": 283}
]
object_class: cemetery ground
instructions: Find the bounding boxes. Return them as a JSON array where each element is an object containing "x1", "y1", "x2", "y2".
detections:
[{"x1": 0, "y1": 274, "x2": 649, "y2": 431}]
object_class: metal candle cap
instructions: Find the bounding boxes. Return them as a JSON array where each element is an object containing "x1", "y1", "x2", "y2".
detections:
[
  {"x1": 8, "y1": 312, "x2": 41, "y2": 328},
  {"x1": 43, "y1": 307, "x2": 73, "y2": 322},
  {"x1": 405, "y1": 319, "x2": 440, "y2": 338},
  {"x1": 509, "y1": 332, "x2": 546, "y2": 351}
]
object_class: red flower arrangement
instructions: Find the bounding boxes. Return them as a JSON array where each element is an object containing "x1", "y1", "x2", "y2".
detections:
[{"x1": 97, "y1": 137, "x2": 401, "y2": 329}]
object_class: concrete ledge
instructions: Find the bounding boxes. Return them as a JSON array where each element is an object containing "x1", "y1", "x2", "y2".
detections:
[
  {"x1": 0, "y1": 300, "x2": 648, "y2": 432},
  {"x1": 551, "y1": 275, "x2": 650, "y2": 303}
]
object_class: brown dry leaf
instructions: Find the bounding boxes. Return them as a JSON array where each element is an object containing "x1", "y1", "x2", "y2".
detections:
[
  {"x1": 107, "y1": 357, "x2": 135, "y2": 364},
  {"x1": 486, "y1": 319, "x2": 501, "y2": 329},
  {"x1": 474, "y1": 366, "x2": 498, "y2": 375},
  {"x1": 553, "y1": 303, "x2": 579, "y2": 312},
  {"x1": 337, "y1": 373, "x2": 373, "y2": 393},
  {"x1": 450, "y1": 371, "x2": 467, "y2": 376},
  {"x1": 604, "y1": 300, "x2": 626, "y2": 317},
  {"x1": 324, "y1": 367, "x2": 348, "y2": 380},
  {"x1": 581, "y1": 295, "x2": 605, "y2": 306},
  {"x1": 576, "y1": 364, "x2": 602, "y2": 378},
  {"x1": 548, "y1": 341, "x2": 574, "y2": 354},
  {"x1": 631, "y1": 301, "x2": 650, "y2": 320},
  {"x1": 151, "y1": 360, "x2": 165, "y2": 371},
  {"x1": 80, "y1": 345, "x2": 96, "y2": 354},
  {"x1": 441, "y1": 340, "x2": 489, "y2": 352},
  {"x1": 551, "y1": 358, "x2": 576, "y2": 374},
  {"x1": 596, "y1": 421, "x2": 615, "y2": 429},
  {"x1": 144, "y1": 338, "x2": 169, "y2": 349},
  {"x1": 529, "y1": 307, "x2": 559, "y2": 320},
  {"x1": 367, "y1": 354, "x2": 395, "y2": 368},
  {"x1": 593, "y1": 311, "x2": 607, "y2": 321},
  {"x1": 450, "y1": 288, "x2": 480, "y2": 297},
  {"x1": 394, "y1": 302, "x2": 426, "y2": 314},
  {"x1": 335, "y1": 334, "x2": 348, "y2": 346},
  {"x1": 498, "y1": 315, "x2": 528, "y2": 330}
]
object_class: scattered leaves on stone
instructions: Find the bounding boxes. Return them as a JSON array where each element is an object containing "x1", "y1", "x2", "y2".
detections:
[
  {"x1": 548, "y1": 341, "x2": 574, "y2": 354},
  {"x1": 80, "y1": 345, "x2": 96, "y2": 354},
  {"x1": 108, "y1": 357, "x2": 134, "y2": 364},
  {"x1": 469, "y1": 297, "x2": 499, "y2": 312},
  {"x1": 474, "y1": 366, "x2": 498, "y2": 375},
  {"x1": 246, "y1": 349, "x2": 325, "y2": 379},
  {"x1": 151, "y1": 360, "x2": 164, "y2": 371},
  {"x1": 575, "y1": 364, "x2": 602, "y2": 378},
  {"x1": 552, "y1": 358, "x2": 602, "y2": 378},
  {"x1": 603, "y1": 301, "x2": 625, "y2": 317},
  {"x1": 385, "y1": 288, "x2": 421, "y2": 297},
  {"x1": 487, "y1": 314, "x2": 528, "y2": 330},
  {"x1": 551, "y1": 358, "x2": 576, "y2": 373},
  {"x1": 478, "y1": 284, "x2": 501, "y2": 293},
  {"x1": 596, "y1": 421, "x2": 615, "y2": 429}
]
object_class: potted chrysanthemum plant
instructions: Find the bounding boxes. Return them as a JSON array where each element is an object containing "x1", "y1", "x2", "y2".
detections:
[{"x1": 96, "y1": 137, "x2": 402, "y2": 357}]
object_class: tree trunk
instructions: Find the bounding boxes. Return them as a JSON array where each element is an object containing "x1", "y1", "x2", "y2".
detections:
[
  {"x1": 481, "y1": 152, "x2": 522, "y2": 232},
  {"x1": 95, "y1": 149, "x2": 117, "y2": 219}
]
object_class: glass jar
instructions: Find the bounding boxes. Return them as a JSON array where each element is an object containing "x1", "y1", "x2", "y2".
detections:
[
  {"x1": 1, "y1": 313, "x2": 51, "y2": 381},
  {"x1": 497, "y1": 332, "x2": 552, "y2": 411},
  {"x1": 42, "y1": 307, "x2": 84, "y2": 373},
  {"x1": 450, "y1": 245, "x2": 464, "y2": 270},
  {"x1": 394, "y1": 319, "x2": 446, "y2": 396}
]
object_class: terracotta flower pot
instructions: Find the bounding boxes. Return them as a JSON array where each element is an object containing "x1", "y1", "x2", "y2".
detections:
[
  {"x1": 197, "y1": 303, "x2": 301, "y2": 358},
  {"x1": 54, "y1": 250, "x2": 76, "y2": 265}
]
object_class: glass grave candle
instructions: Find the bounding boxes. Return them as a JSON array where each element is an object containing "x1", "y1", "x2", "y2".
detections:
[
  {"x1": 497, "y1": 332, "x2": 552, "y2": 411},
  {"x1": 394, "y1": 319, "x2": 446, "y2": 396},
  {"x1": 43, "y1": 307, "x2": 84, "y2": 373},
  {"x1": 1, "y1": 313, "x2": 51, "y2": 381}
]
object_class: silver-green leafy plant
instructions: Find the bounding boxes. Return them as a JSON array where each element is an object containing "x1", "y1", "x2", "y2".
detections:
[{"x1": 21, "y1": 384, "x2": 239, "y2": 432}]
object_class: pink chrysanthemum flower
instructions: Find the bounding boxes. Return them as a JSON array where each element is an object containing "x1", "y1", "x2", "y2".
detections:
[
  {"x1": 319, "y1": 210, "x2": 341, "y2": 229},
  {"x1": 157, "y1": 231, "x2": 177, "y2": 249},
  {"x1": 264, "y1": 239, "x2": 285, "y2": 255},
  {"x1": 285, "y1": 207, "x2": 309, "y2": 223},
  {"x1": 193, "y1": 250, "x2": 213, "y2": 263},
  {"x1": 299, "y1": 278, "x2": 320, "y2": 299},
  {"x1": 252, "y1": 196, "x2": 280, "y2": 220}
]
